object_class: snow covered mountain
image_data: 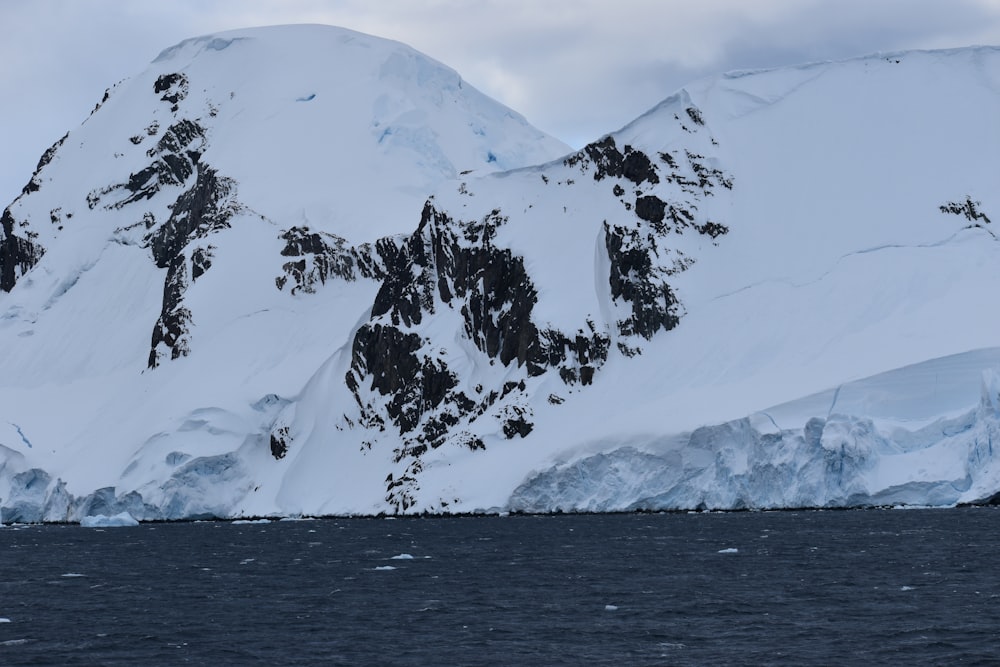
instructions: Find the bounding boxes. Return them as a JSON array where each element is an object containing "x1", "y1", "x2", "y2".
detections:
[
  {"x1": 2, "y1": 31, "x2": 1000, "y2": 520},
  {"x1": 0, "y1": 24, "x2": 568, "y2": 521}
]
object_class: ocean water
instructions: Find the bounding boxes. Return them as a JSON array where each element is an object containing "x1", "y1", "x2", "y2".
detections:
[{"x1": 1, "y1": 508, "x2": 998, "y2": 665}]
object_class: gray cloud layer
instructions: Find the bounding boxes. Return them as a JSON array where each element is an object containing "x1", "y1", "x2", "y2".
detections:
[{"x1": 3, "y1": 0, "x2": 1000, "y2": 205}]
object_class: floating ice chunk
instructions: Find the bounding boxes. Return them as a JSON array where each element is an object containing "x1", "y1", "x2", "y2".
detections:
[
  {"x1": 604, "y1": 605, "x2": 618, "y2": 611},
  {"x1": 80, "y1": 512, "x2": 138, "y2": 527},
  {"x1": 0, "y1": 618, "x2": 10, "y2": 623},
  {"x1": 718, "y1": 548, "x2": 739, "y2": 554},
  {"x1": 232, "y1": 519, "x2": 271, "y2": 524},
  {"x1": 900, "y1": 585, "x2": 915, "y2": 591},
  {"x1": 61, "y1": 573, "x2": 85, "y2": 578},
  {"x1": 390, "y1": 553, "x2": 414, "y2": 560},
  {"x1": 373, "y1": 565, "x2": 397, "y2": 571}
]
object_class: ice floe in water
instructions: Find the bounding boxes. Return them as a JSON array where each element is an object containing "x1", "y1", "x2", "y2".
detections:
[
  {"x1": 232, "y1": 519, "x2": 271, "y2": 525},
  {"x1": 373, "y1": 565, "x2": 397, "y2": 571},
  {"x1": 604, "y1": 605, "x2": 619, "y2": 611},
  {"x1": 60, "y1": 573, "x2": 85, "y2": 578},
  {"x1": 0, "y1": 617, "x2": 11, "y2": 623},
  {"x1": 390, "y1": 553, "x2": 414, "y2": 560},
  {"x1": 80, "y1": 512, "x2": 138, "y2": 527},
  {"x1": 718, "y1": 548, "x2": 739, "y2": 554}
]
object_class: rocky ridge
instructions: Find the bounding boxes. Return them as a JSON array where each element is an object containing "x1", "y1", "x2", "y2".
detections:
[{"x1": 270, "y1": 99, "x2": 735, "y2": 512}]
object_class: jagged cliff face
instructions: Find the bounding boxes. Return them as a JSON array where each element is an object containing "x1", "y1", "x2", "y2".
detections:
[
  {"x1": 297, "y1": 109, "x2": 735, "y2": 511},
  {"x1": 3, "y1": 37, "x2": 1000, "y2": 521}
]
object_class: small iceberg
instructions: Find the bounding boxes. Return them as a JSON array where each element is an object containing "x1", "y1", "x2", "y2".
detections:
[
  {"x1": 373, "y1": 565, "x2": 397, "y2": 571},
  {"x1": 80, "y1": 512, "x2": 138, "y2": 527},
  {"x1": 0, "y1": 618, "x2": 11, "y2": 623},
  {"x1": 390, "y1": 554, "x2": 415, "y2": 560},
  {"x1": 604, "y1": 605, "x2": 619, "y2": 611},
  {"x1": 717, "y1": 547, "x2": 739, "y2": 554}
]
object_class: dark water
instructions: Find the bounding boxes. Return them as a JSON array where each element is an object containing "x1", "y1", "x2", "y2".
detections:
[{"x1": 1, "y1": 508, "x2": 999, "y2": 666}]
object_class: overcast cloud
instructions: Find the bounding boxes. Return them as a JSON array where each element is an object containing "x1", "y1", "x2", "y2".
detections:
[{"x1": 3, "y1": 0, "x2": 1000, "y2": 205}]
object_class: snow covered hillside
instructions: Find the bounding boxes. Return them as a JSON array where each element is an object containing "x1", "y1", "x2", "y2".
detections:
[
  {"x1": 0, "y1": 24, "x2": 568, "y2": 521},
  {"x1": 2, "y1": 34, "x2": 1000, "y2": 520}
]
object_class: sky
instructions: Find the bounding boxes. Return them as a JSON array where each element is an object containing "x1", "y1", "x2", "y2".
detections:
[{"x1": 3, "y1": 0, "x2": 1000, "y2": 206}]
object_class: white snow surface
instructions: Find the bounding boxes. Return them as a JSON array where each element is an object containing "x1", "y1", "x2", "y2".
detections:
[{"x1": 2, "y1": 36, "x2": 1000, "y2": 520}]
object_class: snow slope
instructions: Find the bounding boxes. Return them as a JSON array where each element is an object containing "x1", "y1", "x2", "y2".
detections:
[{"x1": 2, "y1": 38, "x2": 1000, "y2": 520}]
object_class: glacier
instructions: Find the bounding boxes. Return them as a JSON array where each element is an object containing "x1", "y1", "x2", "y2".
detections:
[
  {"x1": 511, "y1": 351, "x2": 1000, "y2": 513},
  {"x1": 1, "y1": 30, "x2": 1000, "y2": 521}
]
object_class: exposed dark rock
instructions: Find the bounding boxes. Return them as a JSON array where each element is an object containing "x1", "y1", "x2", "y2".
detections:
[
  {"x1": 148, "y1": 255, "x2": 192, "y2": 367},
  {"x1": 605, "y1": 222, "x2": 682, "y2": 339},
  {"x1": 383, "y1": 459, "x2": 423, "y2": 512},
  {"x1": 88, "y1": 120, "x2": 206, "y2": 210},
  {"x1": 537, "y1": 326, "x2": 610, "y2": 385},
  {"x1": 146, "y1": 163, "x2": 237, "y2": 269},
  {"x1": 341, "y1": 198, "x2": 628, "y2": 490},
  {"x1": 154, "y1": 73, "x2": 189, "y2": 112},
  {"x1": 622, "y1": 148, "x2": 659, "y2": 185},
  {"x1": 695, "y1": 221, "x2": 729, "y2": 240},
  {"x1": 145, "y1": 163, "x2": 241, "y2": 367},
  {"x1": 88, "y1": 88, "x2": 112, "y2": 117},
  {"x1": 270, "y1": 427, "x2": 289, "y2": 460},
  {"x1": 348, "y1": 323, "x2": 464, "y2": 438},
  {"x1": 0, "y1": 208, "x2": 44, "y2": 293},
  {"x1": 275, "y1": 226, "x2": 387, "y2": 293},
  {"x1": 20, "y1": 132, "x2": 68, "y2": 196},
  {"x1": 566, "y1": 136, "x2": 660, "y2": 186},
  {"x1": 686, "y1": 107, "x2": 705, "y2": 126},
  {"x1": 635, "y1": 195, "x2": 666, "y2": 225},
  {"x1": 191, "y1": 245, "x2": 213, "y2": 281},
  {"x1": 148, "y1": 119, "x2": 205, "y2": 158},
  {"x1": 325, "y1": 108, "x2": 734, "y2": 509},
  {"x1": 940, "y1": 196, "x2": 991, "y2": 225},
  {"x1": 981, "y1": 489, "x2": 1000, "y2": 505},
  {"x1": 502, "y1": 407, "x2": 534, "y2": 438},
  {"x1": 659, "y1": 151, "x2": 677, "y2": 168}
]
